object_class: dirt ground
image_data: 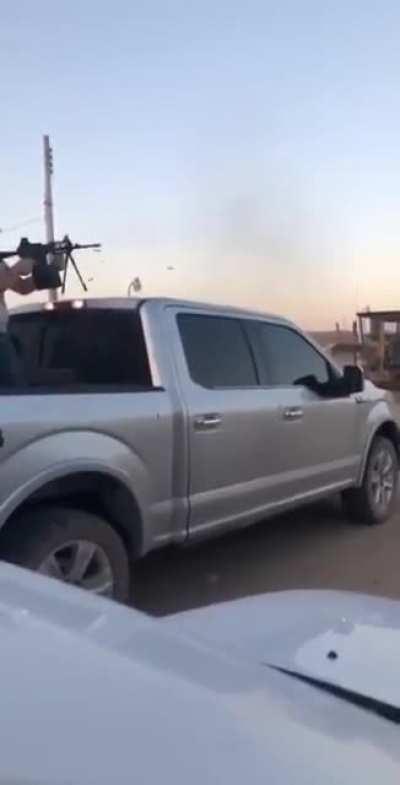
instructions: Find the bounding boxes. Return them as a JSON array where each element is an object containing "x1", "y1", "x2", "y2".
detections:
[{"x1": 134, "y1": 495, "x2": 400, "y2": 616}]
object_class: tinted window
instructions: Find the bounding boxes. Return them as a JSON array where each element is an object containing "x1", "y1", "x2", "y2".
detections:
[
  {"x1": 9, "y1": 308, "x2": 152, "y2": 389},
  {"x1": 248, "y1": 321, "x2": 329, "y2": 386},
  {"x1": 178, "y1": 314, "x2": 257, "y2": 388}
]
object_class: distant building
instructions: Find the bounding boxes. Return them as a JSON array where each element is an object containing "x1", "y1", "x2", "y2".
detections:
[{"x1": 310, "y1": 328, "x2": 361, "y2": 368}]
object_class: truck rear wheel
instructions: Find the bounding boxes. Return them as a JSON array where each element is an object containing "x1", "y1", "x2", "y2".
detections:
[
  {"x1": 343, "y1": 436, "x2": 398, "y2": 525},
  {"x1": 1, "y1": 506, "x2": 130, "y2": 603}
]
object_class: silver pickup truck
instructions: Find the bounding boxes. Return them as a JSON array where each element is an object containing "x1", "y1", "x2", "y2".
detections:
[{"x1": 0, "y1": 296, "x2": 398, "y2": 602}]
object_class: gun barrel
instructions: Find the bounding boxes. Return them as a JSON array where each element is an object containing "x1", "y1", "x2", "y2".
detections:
[
  {"x1": 72, "y1": 243, "x2": 101, "y2": 250},
  {"x1": 51, "y1": 242, "x2": 101, "y2": 253}
]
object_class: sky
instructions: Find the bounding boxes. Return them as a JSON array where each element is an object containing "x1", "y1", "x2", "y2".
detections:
[{"x1": 2, "y1": 1, "x2": 400, "y2": 328}]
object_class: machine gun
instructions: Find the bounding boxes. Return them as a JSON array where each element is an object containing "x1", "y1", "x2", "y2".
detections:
[{"x1": 0, "y1": 236, "x2": 101, "y2": 293}]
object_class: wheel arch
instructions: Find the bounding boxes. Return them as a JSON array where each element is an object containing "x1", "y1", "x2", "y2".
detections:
[
  {"x1": 358, "y1": 419, "x2": 400, "y2": 485},
  {"x1": 0, "y1": 470, "x2": 144, "y2": 562}
]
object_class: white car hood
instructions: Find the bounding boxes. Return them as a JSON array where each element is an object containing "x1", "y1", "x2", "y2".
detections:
[
  {"x1": 165, "y1": 590, "x2": 400, "y2": 710},
  {"x1": 0, "y1": 566, "x2": 399, "y2": 784}
]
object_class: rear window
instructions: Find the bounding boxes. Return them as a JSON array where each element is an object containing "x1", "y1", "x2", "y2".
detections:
[{"x1": 9, "y1": 308, "x2": 152, "y2": 390}]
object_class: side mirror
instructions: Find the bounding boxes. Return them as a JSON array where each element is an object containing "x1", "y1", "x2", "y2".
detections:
[{"x1": 343, "y1": 364, "x2": 364, "y2": 394}]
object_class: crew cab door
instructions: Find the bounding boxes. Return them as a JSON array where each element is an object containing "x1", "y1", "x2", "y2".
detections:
[
  {"x1": 246, "y1": 320, "x2": 364, "y2": 498},
  {"x1": 170, "y1": 308, "x2": 283, "y2": 537}
]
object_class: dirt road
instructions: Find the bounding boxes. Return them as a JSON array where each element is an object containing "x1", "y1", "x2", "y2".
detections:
[{"x1": 134, "y1": 496, "x2": 400, "y2": 616}]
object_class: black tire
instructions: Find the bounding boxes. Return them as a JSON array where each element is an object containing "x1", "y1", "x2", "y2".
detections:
[
  {"x1": 343, "y1": 436, "x2": 398, "y2": 525},
  {"x1": 1, "y1": 505, "x2": 130, "y2": 603}
]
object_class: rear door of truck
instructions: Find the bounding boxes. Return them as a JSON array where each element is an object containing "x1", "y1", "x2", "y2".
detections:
[{"x1": 166, "y1": 304, "x2": 285, "y2": 538}]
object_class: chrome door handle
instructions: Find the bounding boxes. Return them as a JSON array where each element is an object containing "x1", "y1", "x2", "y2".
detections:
[
  {"x1": 194, "y1": 413, "x2": 222, "y2": 431},
  {"x1": 283, "y1": 407, "x2": 304, "y2": 421},
  {"x1": 354, "y1": 394, "x2": 367, "y2": 404}
]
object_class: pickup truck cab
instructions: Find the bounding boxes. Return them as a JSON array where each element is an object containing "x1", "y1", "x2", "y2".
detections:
[{"x1": 0, "y1": 296, "x2": 397, "y2": 601}]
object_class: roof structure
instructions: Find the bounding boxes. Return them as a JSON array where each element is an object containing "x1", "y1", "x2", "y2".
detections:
[{"x1": 357, "y1": 310, "x2": 400, "y2": 321}]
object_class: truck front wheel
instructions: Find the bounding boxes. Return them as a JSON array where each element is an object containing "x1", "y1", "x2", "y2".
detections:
[
  {"x1": 343, "y1": 436, "x2": 398, "y2": 525},
  {"x1": 1, "y1": 506, "x2": 130, "y2": 603}
]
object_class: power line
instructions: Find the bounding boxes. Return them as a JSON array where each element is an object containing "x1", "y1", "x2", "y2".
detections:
[{"x1": 0, "y1": 216, "x2": 41, "y2": 235}]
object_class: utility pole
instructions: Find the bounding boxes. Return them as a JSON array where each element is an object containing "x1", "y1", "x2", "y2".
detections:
[{"x1": 43, "y1": 135, "x2": 57, "y2": 302}]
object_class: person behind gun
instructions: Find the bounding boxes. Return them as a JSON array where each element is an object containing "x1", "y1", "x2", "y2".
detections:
[
  {"x1": 0, "y1": 246, "x2": 61, "y2": 385},
  {"x1": 0, "y1": 253, "x2": 37, "y2": 384}
]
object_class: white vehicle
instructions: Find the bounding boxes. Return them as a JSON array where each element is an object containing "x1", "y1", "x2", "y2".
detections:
[{"x1": 0, "y1": 563, "x2": 399, "y2": 784}]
